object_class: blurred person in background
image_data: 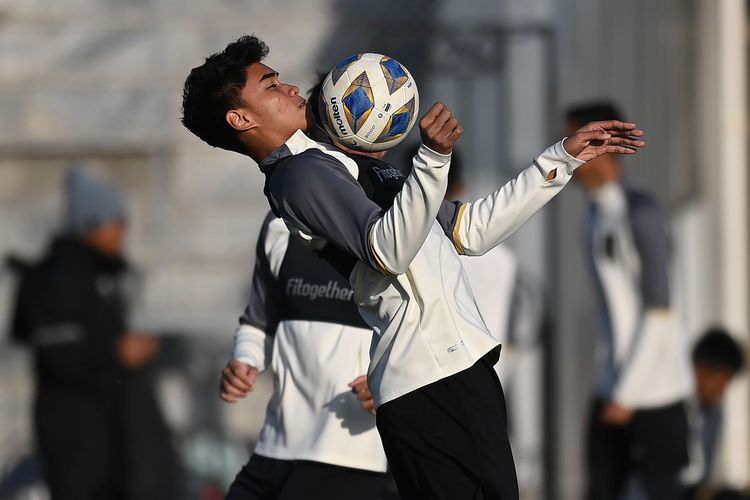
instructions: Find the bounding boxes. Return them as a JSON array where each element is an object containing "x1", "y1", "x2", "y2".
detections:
[
  {"x1": 7, "y1": 168, "x2": 178, "y2": 500},
  {"x1": 217, "y1": 77, "x2": 393, "y2": 500},
  {"x1": 684, "y1": 327, "x2": 746, "y2": 499},
  {"x1": 566, "y1": 101, "x2": 693, "y2": 500}
]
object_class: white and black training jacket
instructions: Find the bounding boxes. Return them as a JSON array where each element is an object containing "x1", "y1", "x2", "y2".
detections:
[
  {"x1": 259, "y1": 130, "x2": 584, "y2": 406},
  {"x1": 234, "y1": 211, "x2": 388, "y2": 473}
]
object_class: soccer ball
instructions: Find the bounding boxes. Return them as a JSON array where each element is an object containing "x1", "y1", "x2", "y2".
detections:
[{"x1": 318, "y1": 53, "x2": 419, "y2": 152}]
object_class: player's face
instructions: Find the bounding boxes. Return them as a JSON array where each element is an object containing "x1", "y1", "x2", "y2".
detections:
[{"x1": 239, "y1": 63, "x2": 313, "y2": 137}]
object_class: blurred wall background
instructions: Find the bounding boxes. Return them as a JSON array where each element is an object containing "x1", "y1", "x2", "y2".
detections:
[{"x1": 0, "y1": 0, "x2": 747, "y2": 499}]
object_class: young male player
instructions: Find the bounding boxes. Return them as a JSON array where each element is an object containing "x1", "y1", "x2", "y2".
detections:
[{"x1": 182, "y1": 35, "x2": 644, "y2": 499}]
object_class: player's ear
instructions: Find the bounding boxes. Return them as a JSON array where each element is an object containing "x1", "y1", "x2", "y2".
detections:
[{"x1": 226, "y1": 109, "x2": 258, "y2": 132}]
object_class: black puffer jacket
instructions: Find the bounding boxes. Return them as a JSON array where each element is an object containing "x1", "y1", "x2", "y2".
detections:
[
  {"x1": 11, "y1": 234, "x2": 130, "y2": 393},
  {"x1": 10, "y1": 235, "x2": 180, "y2": 500}
]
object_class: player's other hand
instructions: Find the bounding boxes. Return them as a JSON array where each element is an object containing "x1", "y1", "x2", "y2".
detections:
[
  {"x1": 563, "y1": 120, "x2": 645, "y2": 163},
  {"x1": 419, "y1": 102, "x2": 463, "y2": 155},
  {"x1": 349, "y1": 375, "x2": 376, "y2": 415},
  {"x1": 220, "y1": 360, "x2": 259, "y2": 403}
]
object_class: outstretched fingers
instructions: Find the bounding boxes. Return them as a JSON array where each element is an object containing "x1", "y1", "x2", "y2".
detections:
[
  {"x1": 606, "y1": 127, "x2": 645, "y2": 138},
  {"x1": 565, "y1": 119, "x2": 646, "y2": 160},
  {"x1": 575, "y1": 128, "x2": 646, "y2": 149},
  {"x1": 606, "y1": 136, "x2": 646, "y2": 148},
  {"x1": 597, "y1": 144, "x2": 638, "y2": 155},
  {"x1": 576, "y1": 129, "x2": 612, "y2": 144},
  {"x1": 582, "y1": 120, "x2": 637, "y2": 132}
]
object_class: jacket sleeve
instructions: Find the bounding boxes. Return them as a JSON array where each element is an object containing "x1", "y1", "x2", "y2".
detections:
[
  {"x1": 367, "y1": 145, "x2": 452, "y2": 274},
  {"x1": 233, "y1": 214, "x2": 288, "y2": 371},
  {"x1": 438, "y1": 141, "x2": 584, "y2": 256},
  {"x1": 630, "y1": 199, "x2": 670, "y2": 308},
  {"x1": 269, "y1": 145, "x2": 451, "y2": 275}
]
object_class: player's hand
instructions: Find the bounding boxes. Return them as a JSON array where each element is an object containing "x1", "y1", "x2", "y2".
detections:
[
  {"x1": 563, "y1": 120, "x2": 645, "y2": 163},
  {"x1": 600, "y1": 402, "x2": 634, "y2": 426},
  {"x1": 419, "y1": 102, "x2": 463, "y2": 155},
  {"x1": 220, "y1": 360, "x2": 258, "y2": 403},
  {"x1": 349, "y1": 375, "x2": 376, "y2": 415}
]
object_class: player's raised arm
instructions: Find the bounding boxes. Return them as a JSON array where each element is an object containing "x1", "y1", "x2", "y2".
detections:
[
  {"x1": 269, "y1": 103, "x2": 462, "y2": 276},
  {"x1": 447, "y1": 120, "x2": 645, "y2": 256},
  {"x1": 366, "y1": 102, "x2": 461, "y2": 274}
]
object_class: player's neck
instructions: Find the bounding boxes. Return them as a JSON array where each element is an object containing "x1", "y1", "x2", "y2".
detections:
[{"x1": 244, "y1": 130, "x2": 300, "y2": 163}]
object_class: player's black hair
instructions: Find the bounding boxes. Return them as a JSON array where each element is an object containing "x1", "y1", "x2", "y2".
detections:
[
  {"x1": 565, "y1": 101, "x2": 625, "y2": 128},
  {"x1": 693, "y1": 327, "x2": 745, "y2": 375},
  {"x1": 181, "y1": 35, "x2": 269, "y2": 154}
]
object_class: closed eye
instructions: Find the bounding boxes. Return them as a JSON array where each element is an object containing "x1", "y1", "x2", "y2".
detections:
[{"x1": 260, "y1": 71, "x2": 279, "y2": 86}]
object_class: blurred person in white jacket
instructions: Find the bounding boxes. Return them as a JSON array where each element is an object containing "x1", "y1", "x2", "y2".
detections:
[{"x1": 566, "y1": 102, "x2": 693, "y2": 500}]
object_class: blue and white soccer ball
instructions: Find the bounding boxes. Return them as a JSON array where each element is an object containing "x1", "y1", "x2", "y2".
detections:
[{"x1": 318, "y1": 53, "x2": 419, "y2": 152}]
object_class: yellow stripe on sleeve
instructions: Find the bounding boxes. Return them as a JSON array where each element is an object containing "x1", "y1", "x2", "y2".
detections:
[{"x1": 452, "y1": 203, "x2": 468, "y2": 255}]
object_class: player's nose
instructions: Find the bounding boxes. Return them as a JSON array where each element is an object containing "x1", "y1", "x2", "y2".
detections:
[{"x1": 287, "y1": 84, "x2": 300, "y2": 97}]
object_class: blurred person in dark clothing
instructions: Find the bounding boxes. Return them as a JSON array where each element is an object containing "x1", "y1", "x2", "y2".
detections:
[
  {"x1": 8, "y1": 168, "x2": 178, "y2": 500},
  {"x1": 566, "y1": 102, "x2": 693, "y2": 500},
  {"x1": 684, "y1": 328, "x2": 745, "y2": 498}
]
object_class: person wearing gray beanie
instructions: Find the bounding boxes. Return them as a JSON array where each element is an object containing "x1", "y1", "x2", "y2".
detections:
[
  {"x1": 65, "y1": 167, "x2": 126, "y2": 236},
  {"x1": 64, "y1": 167, "x2": 127, "y2": 257},
  {"x1": 8, "y1": 167, "x2": 179, "y2": 500}
]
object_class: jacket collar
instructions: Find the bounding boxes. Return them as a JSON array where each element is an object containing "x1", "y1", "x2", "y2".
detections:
[{"x1": 257, "y1": 129, "x2": 320, "y2": 174}]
